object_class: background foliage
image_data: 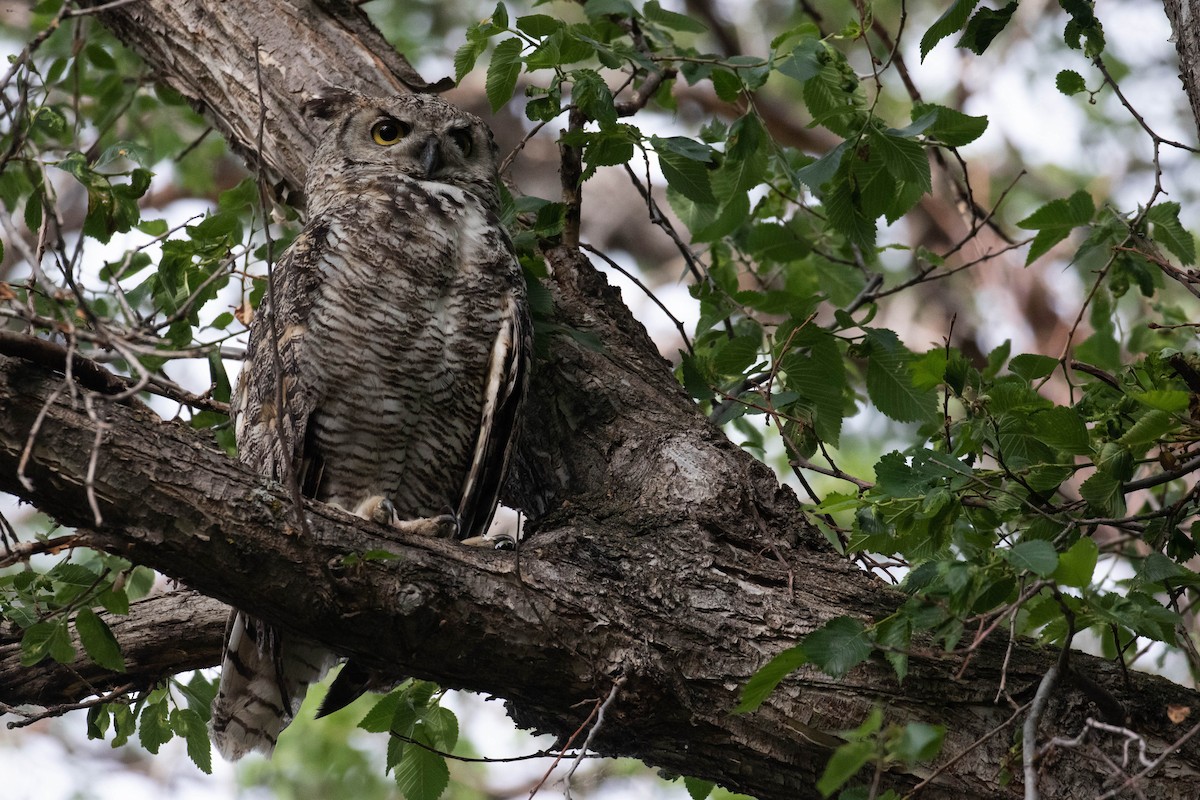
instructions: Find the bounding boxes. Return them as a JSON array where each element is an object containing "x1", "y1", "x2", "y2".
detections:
[{"x1": 1, "y1": 0, "x2": 1199, "y2": 797}]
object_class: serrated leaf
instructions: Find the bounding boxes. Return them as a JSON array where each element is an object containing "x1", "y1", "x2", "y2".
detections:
[
  {"x1": 817, "y1": 740, "x2": 872, "y2": 796},
  {"x1": 1009, "y1": 353, "x2": 1058, "y2": 382},
  {"x1": 644, "y1": 0, "x2": 708, "y2": 33},
  {"x1": 394, "y1": 734, "x2": 450, "y2": 800},
  {"x1": 735, "y1": 645, "x2": 807, "y2": 713},
  {"x1": 491, "y1": 1, "x2": 508, "y2": 30},
  {"x1": 1080, "y1": 470, "x2": 1124, "y2": 517},
  {"x1": 655, "y1": 144, "x2": 715, "y2": 204},
  {"x1": 1007, "y1": 540, "x2": 1058, "y2": 577},
  {"x1": 1138, "y1": 551, "x2": 1186, "y2": 582},
  {"x1": 571, "y1": 68, "x2": 617, "y2": 126},
  {"x1": 713, "y1": 335, "x2": 761, "y2": 375},
  {"x1": 360, "y1": 686, "x2": 404, "y2": 732},
  {"x1": 869, "y1": 129, "x2": 931, "y2": 193},
  {"x1": 171, "y1": 708, "x2": 213, "y2": 774},
  {"x1": 139, "y1": 699, "x2": 173, "y2": 754},
  {"x1": 864, "y1": 329, "x2": 937, "y2": 423},
  {"x1": 1054, "y1": 537, "x2": 1098, "y2": 588},
  {"x1": 75, "y1": 608, "x2": 125, "y2": 672},
  {"x1": 422, "y1": 706, "x2": 460, "y2": 751},
  {"x1": 957, "y1": 1, "x2": 1018, "y2": 55},
  {"x1": 1030, "y1": 406, "x2": 1091, "y2": 455},
  {"x1": 453, "y1": 40, "x2": 486, "y2": 85},
  {"x1": 892, "y1": 722, "x2": 946, "y2": 764},
  {"x1": 1133, "y1": 389, "x2": 1190, "y2": 413},
  {"x1": 1056, "y1": 69, "x2": 1087, "y2": 96},
  {"x1": 1119, "y1": 409, "x2": 1176, "y2": 448},
  {"x1": 20, "y1": 621, "x2": 73, "y2": 666},
  {"x1": 516, "y1": 14, "x2": 562, "y2": 37},
  {"x1": 684, "y1": 776, "x2": 716, "y2": 800},
  {"x1": 910, "y1": 102, "x2": 989, "y2": 147},
  {"x1": 1146, "y1": 201, "x2": 1196, "y2": 265},
  {"x1": 485, "y1": 38, "x2": 523, "y2": 113},
  {"x1": 1016, "y1": 190, "x2": 1095, "y2": 264},
  {"x1": 920, "y1": 0, "x2": 981, "y2": 60},
  {"x1": 805, "y1": 617, "x2": 871, "y2": 678}
]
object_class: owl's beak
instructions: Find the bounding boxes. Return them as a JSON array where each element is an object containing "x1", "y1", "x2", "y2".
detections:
[{"x1": 419, "y1": 136, "x2": 442, "y2": 177}]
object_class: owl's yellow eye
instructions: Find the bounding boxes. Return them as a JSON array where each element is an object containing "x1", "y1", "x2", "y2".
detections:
[{"x1": 371, "y1": 119, "x2": 409, "y2": 146}]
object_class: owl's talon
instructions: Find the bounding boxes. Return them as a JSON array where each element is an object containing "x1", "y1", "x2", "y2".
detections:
[
  {"x1": 461, "y1": 532, "x2": 516, "y2": 550},
  {"x1": 356, "y1": 495, "x2": 398, "y2": 526}
]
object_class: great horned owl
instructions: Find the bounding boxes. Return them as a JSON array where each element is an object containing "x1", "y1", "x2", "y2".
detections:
[{"x1": 209, "y1": 90, "x2": 531, "y2": 760}]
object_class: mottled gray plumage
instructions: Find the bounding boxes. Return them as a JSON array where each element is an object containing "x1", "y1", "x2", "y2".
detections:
[{"x1": 210, "y1": 90, "x2": 530, "y2": 760}]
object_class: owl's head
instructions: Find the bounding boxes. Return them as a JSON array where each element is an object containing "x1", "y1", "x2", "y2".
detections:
[{"x1": 302, "y1": 89, "x2": 501, "y2": 210}]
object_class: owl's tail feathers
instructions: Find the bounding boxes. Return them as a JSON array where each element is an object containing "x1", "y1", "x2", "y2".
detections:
[{"x1": 209, "y1": 611, "x2": 336, "y2": 761}]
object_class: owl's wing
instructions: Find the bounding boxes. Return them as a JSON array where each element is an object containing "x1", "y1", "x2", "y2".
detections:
[
  {"x1": 212, "y1": 227, "x2": 331, "y2": 761},
  {"x1": 455, "y1": 283, "x2": 532, "y2": 539},
  {"x1": 231, "y1": 227, "x2": 326, "y2": 492}
]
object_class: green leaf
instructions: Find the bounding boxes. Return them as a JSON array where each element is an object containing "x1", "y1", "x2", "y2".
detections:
[
  {"x1": 394, "y1": 733, "x2": 450, "y2": 800},
  {"x1": 139, "y1": 698, "x2": 173, "y2": 754},
  {"x1": 1134, "y1": 389, "x2": 1190, "y2": 413},
  {"x1": 453, "y1": 40, "x2": 486, "y2": 85},
  {"x1": 1080, "y1": 470, "x2": 1124, "y2": 517},
  {"x1": 869, "y1": 129, "x2": 931, "y2": 194},
  {"x1": 1119, "y1": 409, "x2": 1176, "y2": 448},
  {"x1": 777, "y1": 39, "x2": 824, "y2": 84},
  {"x1": 485, "y1": 38, "x2": 524, "y2": 113},
  {"x1": 1056, "y1": 69, "x2": 1087, "y2": 96},
  {"x1": 1030, "y1": 406, "x2": 1091, "y2": 455},
  {"x1": 359, "y1": 686, "x2": 404, "y2": 732},
  {"x1": 1006, "y1": 540, "x2": 1059, "y2": 577},
  {"x1": 683, "y1": 776, "x2": 716, "y2": 800},
  {"x1": 817, "y1": 740, "x2": 872, "y2": 797},
  {"x1": 735, "y1": 645, "x2": 807, "y2": 713},
  {"x1": 863, "y1": 329, "x2": 937, "y2": 423},
  {"x1": 713, "y1": 335, "x2": 762, "y2": 375},
  {"x1": 170, "y1": 707, "x2": 213, "y2": 774},
  {"x1": 1138, "y1": 551, "x2": 1186, "y2": 582},
  {"x1": 571, "y1": 68, "x2": 617, "y2": 126},
  {"x1": 516, "y1": 14, "x2": 563, "y2": 37},
  {"x1": 644, "y1": 0, "x2": 709, "y2": 33},
  {"x1": 491, "y1": 1, "x2": 508, "y2": 30},
  {"x1": 20, "y1": 621, "x2": 74, "y2": 666},
  {"x1": 654, "y1": 137, "x2": 715, "y2": 204},
  {"x1": 75, "y1": 608, "x2": 125, "y2": 672},
  {"x1": 1016, "y1": 190, "x2": 1095, "y2": 265},
  {"x1": 911, "y1": 102, "x2": 989, "y2": 147},
  {"x1": 805, "y1": 617, "x2": 871, "y2": 678},
  {"x1": 920, "y1": 0, "x2": 981, "y2": 60},
  {"x1": 719, "y1": 114, "x2": 769, "y2": 194},
  {"x1": 1146, "y1": 202, "x2": 1196, "y2": 265},
  {"x1": 891, "y1": 722, "x2": 946, "y2": 764},
  {"x1": 1009, "y1": 353, "x2": 1058, "y2": 382},
  {"x1": 1054, "y1": 537, "x2": 1098, "y2": 588},
  {"x1": 957, "y1": 1, "x2": 1018, "y2": 55}
]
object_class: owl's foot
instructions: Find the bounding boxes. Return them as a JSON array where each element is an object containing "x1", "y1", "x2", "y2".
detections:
[
  {"x1": 354, "y1": 497, "x2": 457, "y2": 538},
  {"x1": 394, "y1": 513, "x2": 458, "y2": 538}
]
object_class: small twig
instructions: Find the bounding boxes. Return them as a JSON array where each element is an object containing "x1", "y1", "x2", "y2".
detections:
[
  {"x1": 3, "y1": 682, "x2": 140, "y2": 729},
  {"x1": 1093, "y1": 718, "x2": 1200, "y2": 800},
  {"x1": 1022, "y1": 664, "x2": 1060, "y2": 800},
  {"x1": 563, "y1": 675, "x2": 627, "y2": 798}
]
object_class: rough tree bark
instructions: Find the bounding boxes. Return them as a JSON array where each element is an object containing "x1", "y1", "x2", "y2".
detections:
[{"x1": 2, "y1": 1, "x2": 1200, "y2": 798}]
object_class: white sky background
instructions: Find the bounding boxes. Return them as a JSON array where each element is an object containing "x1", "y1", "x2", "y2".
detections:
[{"x1": 2, "y1": 0, "x2": 1199, "y2": 797}]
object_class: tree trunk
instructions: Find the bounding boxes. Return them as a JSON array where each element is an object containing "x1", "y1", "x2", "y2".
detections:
[{"x1": 0, "y1": 1, "x2": 1198, "y2": 798}]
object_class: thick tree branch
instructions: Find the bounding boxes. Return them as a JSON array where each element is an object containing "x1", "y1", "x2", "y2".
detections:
[{"x1": 0, "y1": 2, "x2": 1197, "y2": 799}]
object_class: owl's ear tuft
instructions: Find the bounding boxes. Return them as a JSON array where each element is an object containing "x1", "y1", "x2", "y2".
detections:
[{"x1": 302, "y1": 88, "x2": 360, "y2": 121}]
